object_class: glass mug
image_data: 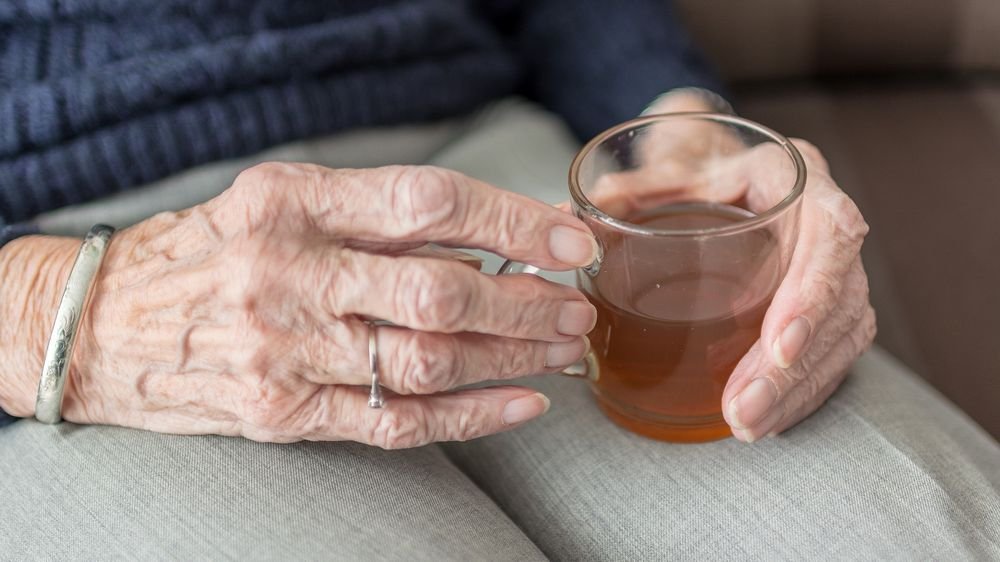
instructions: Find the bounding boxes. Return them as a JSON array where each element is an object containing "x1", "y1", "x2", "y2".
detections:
[{"x1": 500, "y1": 113, "x2": 806, "y2": 443}]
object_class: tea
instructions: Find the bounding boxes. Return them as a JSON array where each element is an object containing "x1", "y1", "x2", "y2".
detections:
[{"x1": 581, "y1": 202, "x2": 779, "y2": 442}]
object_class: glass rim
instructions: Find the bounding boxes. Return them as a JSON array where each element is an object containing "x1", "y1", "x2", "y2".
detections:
[{"x1": 568, "y1": 112, "x2": 807, "y2": 238}]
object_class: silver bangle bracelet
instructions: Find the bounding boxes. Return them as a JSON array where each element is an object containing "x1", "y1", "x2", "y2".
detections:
[{"x1": 35, "y1": 224, "x2": 115, "y2": 424}]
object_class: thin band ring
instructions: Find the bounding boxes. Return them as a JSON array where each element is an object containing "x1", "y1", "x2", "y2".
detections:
[{"x1": 367, "y1": 322, "x2": 384, "y2": 408}]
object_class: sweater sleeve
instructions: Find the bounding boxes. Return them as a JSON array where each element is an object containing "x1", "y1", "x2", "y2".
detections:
[
  {"x1": 0, "y1": 220, "x2": 40, "y2": 427},
  {"x1": 499, "y1": 0, "x2": 726, "y2": 141}
]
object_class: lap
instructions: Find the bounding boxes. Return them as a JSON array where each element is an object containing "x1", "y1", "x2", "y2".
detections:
[
  {"x1": 441, "y1": 347, "x2": 1000, "y2": 560},
  {"x1": 16, "y1": 99, "x2": 1000, "y2": 560},
  {"x1": 0, "y1": 422, "x2": 544, "y2": 561}
]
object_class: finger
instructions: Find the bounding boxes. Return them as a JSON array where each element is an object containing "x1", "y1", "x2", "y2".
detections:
[
  {"x1": 297, "y1": 385, "x2": 551, "y2": 449},
  {"x1": 583, "y1": 164, "x2": 696, "y2": 219},
  {"x1": 229, "y1": 162, "x2": 598, "y2": 270},
  {"x1": 394, "y1": 245, "x2": 484, "y2": 270},
  {"x1": 787, "y1": 260, "x2": 870, "y2": 367},
  {"x1": 731, "y1": 367, "x2": 844, "y2": 444},
  {"x1": 767, "y1": 304, "x2": 876, "y2": 437},
  {"x1": 722, "y1": 259, "x2": 870, "y2": 430},
  {"x1": 318, "y1": 248, "x2": 596, "y2": 341},
  {"x1": 635, "y1": 115, "x2": 745, "y2": 172},
  {"x1": 789, "y1": 138, "x2": 831, "y2": 175},
  {"x1": 645, "y1": 88, "x2": 719, "y2": 114},
  {"x1": 341, "y1": 243, "x2": 484, "y2": 271},
  {"x1": 707, "y1": 137, "x2": 829, "y2": 213},
  {"x1": 298, "y1": 322, "x2": 588, "y2": 394},
  {"x1": 582, "y1": 140, "x2": 804, "y2": 222},
  {"x1": 733, "y1": 305, "x2": 876, "y2": 442},
  {"x1": 761, "y1": 165, "x2": 869, "y2": 370}
]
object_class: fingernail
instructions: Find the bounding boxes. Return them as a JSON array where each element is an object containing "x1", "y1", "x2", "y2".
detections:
[
  {"x1": 773, "y1": 316, "x2": 811, "y2": 368},
  {"x1": 502, "y1": 393, "x2": 551, "y2": 425},
  {"x1": 557, "y1": 301, "x2": 597, "y2": 336},
  {"x1": 733, "y1": 406, "x2": 786, "y2": 444},
  {"x1": 752, "y1": 406, "x2": 786, "y2": 438},
  {"x1": 546, "y1": 338, "x2": 587, "y2": 368},
  {"x1": 728, "y1": 377, "x2": 777, "y2": 429},
  {"x1": 549, "y1": 225, "x2": 598, "y2": 266}
]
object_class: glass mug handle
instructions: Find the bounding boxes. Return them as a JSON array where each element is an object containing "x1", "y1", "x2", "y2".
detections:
[{"x1": 496, "y1": 259, "x2": 601, "y2": 380}]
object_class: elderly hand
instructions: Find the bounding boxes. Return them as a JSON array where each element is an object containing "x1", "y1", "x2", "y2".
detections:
[
  {"x1": 0, "y1": 164, "x2": 599, "y2": 448},
  {"x1": 722, "y1": 139, "x2": 875, "y2": 442},
  {"x1": 636, "y1": 92, "x2": 876, "y2": 442}
]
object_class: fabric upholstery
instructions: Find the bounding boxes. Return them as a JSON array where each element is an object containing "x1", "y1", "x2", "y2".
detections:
[{"x1": 3, "y1": 100, "x2": 998, "y2": 558}]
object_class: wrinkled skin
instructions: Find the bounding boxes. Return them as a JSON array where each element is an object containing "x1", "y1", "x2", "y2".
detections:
[
  {"x1": 0, "y1": 164, "x2": 600, "y2": 448},
  {"x1": 0, "y1": 94, "x2": 873, "y2": 447},
  {"x1": 622, "y1": 92, "x2": 877, "y2": 442}
]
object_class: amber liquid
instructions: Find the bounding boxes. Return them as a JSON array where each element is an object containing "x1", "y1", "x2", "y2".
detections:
[{"x1": 584, "y1": 203, "x2": 779, "y2": 442}]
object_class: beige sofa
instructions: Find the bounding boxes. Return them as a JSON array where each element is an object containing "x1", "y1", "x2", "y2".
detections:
[{"x1": 678, "y1": 0, "x2": 1000, "y2": 437}]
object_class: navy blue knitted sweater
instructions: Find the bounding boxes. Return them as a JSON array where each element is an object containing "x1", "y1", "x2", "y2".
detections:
[{"x1": 0, "y1": 0, "x2": 720, "y2": 426}]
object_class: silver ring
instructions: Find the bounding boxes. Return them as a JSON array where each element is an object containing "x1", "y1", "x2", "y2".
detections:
[{"x1": 367, "y1": 322, "x2": 384, "y2": 408}]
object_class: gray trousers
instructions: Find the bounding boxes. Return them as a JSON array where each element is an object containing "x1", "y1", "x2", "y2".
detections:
[{"x1": 3, "y1": 100, "x2": 999, "y2": 560}]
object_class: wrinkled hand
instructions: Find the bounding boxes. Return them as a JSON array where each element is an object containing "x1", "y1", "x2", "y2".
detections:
[
  {"x1": 4, "y1": 164, "x2": 601, "y2": 448},
  {"x1": 722, "y1": 140, "x2": 875, "y2": 442},
  {"x1": 634, "y1": 92, "x2": 876, "y2": 442}
]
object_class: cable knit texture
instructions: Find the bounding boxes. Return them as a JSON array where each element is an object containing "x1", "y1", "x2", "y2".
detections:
[
  {"x1": 0, "y1": 0, "x2": 719, "y2": 424},
  {"x1": 0, "y1": 0, "x2": 719, "y2": 224}
]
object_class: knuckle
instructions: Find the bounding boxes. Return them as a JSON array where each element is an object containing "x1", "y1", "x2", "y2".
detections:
[
  {"x1": 838, "y1": 306, "x2": 876, "y2": 366},
  {"x1": 396, "y1": 264, "x2": 474, "y2": 331},
  {"x1": 488, "y1": 199, "x2": 525, "y2": 253},
  {"x1": 231, "y1": 162, "x2": 294, "y2": 202},
  {"x1": 749, "y1": 143, "x2": 787, "y2": 165},
  {"x1": 232, "y1": 162, "x2": 282, "y2": 191},
  {"x1": 300, "y1": 330, "x2": 348, "y2": 379},
  {"x1": 811, "y1": 267, "x2": 843, "y2": 307},
  {"x1": 502, "y1": 277, "x2": 575, "y2": 336},
  {"x1": 823, "y1": 191, "x2": 869, "y2": 245},
  {"x1": 502, "y1": 339, "x2": 535, "y2": 376},
  {"x1": 791, "y1": 348, "x2": 819, "y2": 380},
  {"x1": 855, "y1": 261, "x2": 872, "y2": 301},
  {"x1": 803, "y1": 370, "x2": 823, "y2": 398},
  {"x1": 848, "y1": 276, "x2": 872, "y2": 324},
  {"x1": 300, "y1": 249, "x2": 349, "y2": 320},
  {"x1": 369, "y1": 409, "x2": 425, "y2": 450},
  {"x1": 300, "y1": 334, "x2": 328, "y2": 374},
  {"x1": 777, "y1": 362, "x2": 809, "y2": 386},
  {"x1": 227, "y1": 162, "x2": 310, "y2": 229},
  {"x1": 448, "y1": 408, "x2": 480, "y2": 442},
  {"x1": 242, "y1": 386, "x2": 330, "y2": 442},
  {"x1": 395, "y1": 335, "x2": 461, "y2": 394},
  {"x1": 323, "y1": 248, "x2": 366, "y2": 317},
  {"x1": 791, "y1": 139, "x2": 830, "y2": 172},
  {"x1": 240, "y1": 381, "x2": 283, "y2": 430},
  {"x1": 861, "y1": 306, "x2": 878, "y2": 347},
  {"x1": 290, "y1": 388, "x2": 336, "y2": 437},
  {"x1": 388, "y1": 165, "x2": 461, "y2": 236}
]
